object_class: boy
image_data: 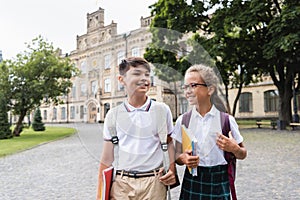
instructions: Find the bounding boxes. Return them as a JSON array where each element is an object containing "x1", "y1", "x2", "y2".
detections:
[
  {"x1": 97, "y1": 57, "x2": 176, "y2": 200},
  {"x1": 173, "y1": 64, "x2": 247, "y2": 199}
]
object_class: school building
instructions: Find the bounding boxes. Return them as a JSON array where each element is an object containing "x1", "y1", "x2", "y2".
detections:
[{"x1": 10, "y1": 7, "x2": 300, "y2": 124}]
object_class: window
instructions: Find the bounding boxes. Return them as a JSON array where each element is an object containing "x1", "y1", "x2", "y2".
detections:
[
  {"x1": 297, "y1": 94, "x2": 300, "y2": 112},
  {"x1": 150, "y1": 70, "x2": 154, "y2": 86},
  {"x1": 43, "y1": 110, "x2": 47, "y2": 120},
  {"x1": 104, "y1": 79, "x2": 111, "y2": 93},
  {"x1": 70, "y1": 106, "x2": 75, "y2": 119},
  {"x1": 61, "y1": 107, "x2": 66, "y2": 120},
  {"x1": 80, "y1": 105, "x2": 84, "y2": 119},
  {"x1": 81, "y1": 61, "x2": 87, "y2": 74},
  {"x1": 71, "y1": 85, "x2": 76, "y2": 98},
  {"x1": 53, "y1": 108, "x2": 57, "y2": 120},
  {"x1": 131, "y1": 47, "x2": 140, "y2": 57},
  {"x1": 239, "y1": 92, "x2": 253, "y2": 112},
  {"x1": 104, "y1": 54, "x2": 111, "y2": 69},
  {"x1": 91, "y1": 80, "x2": 98, "y2": 96},
  {"x1": 264, "y1": 90, "x2": 279, "y2": 112},
  {"x1": 117, "y1": 81, "x2": 124, "y2": 91},
  {"x1": 117, "y1": 51, "x2": 125, "y2": 65},
  {"x1": 80, "y1": 83, "x2": 87, "y2": 96}
]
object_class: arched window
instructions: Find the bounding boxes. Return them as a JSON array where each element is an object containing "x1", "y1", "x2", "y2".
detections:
[
  {"x1": 104, "y1": 54, "x2": 111, "y2": 69},
  {"x1": 239, "y1": 92, "x2": 253, "y2": 112},
  {"x1": 117, "y1": 51, "x2": 125, "y2": 64},
  {"x1": 61, "y1": 107, "x2": 66, "y2": 120},
  {"x1": 53, "y1": 107, "x2": 57, "y2": 120},
  {"x1": 104, "y1": 79, "x2": 111, "y2": 92},
  {"x1": 43, "y1": 110, "x2": 47, "y2": 120},
  {"x1": 131, "y1": 47, "x2": 140, "y2": 57},
  {"x1": 70, "y1": 106, "x2": 75, "y2": 119},
  {"x1": 264, "y1": 90, "x2": 279, "y2": 112},
  {"x1": 80, "y1": 61, "x2": 87, "y2": 74},
  {"x1": 80, "y1": 105, "x2": 84, "y2": 119}
]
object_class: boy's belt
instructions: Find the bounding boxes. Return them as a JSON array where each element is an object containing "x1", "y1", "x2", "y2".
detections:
[{"x1": 116, "y1": 168, "x2": 160, "y2": 178}]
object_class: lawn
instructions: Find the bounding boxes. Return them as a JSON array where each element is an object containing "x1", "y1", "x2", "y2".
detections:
[{"x1": 0, "y1": 126, "x2": 76, "y2": 157}]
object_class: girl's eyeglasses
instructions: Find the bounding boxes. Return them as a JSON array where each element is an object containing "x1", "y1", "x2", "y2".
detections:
[{"x1": 181, "y1": 83, "x2": 207, "y2": 90}]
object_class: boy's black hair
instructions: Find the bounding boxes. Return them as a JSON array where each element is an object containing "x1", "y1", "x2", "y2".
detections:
[{"x1": 119, "y1": 57, "x2": 151, "y2": 75}]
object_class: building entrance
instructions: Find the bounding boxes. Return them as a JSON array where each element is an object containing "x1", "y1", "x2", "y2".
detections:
[{"x1": 88, "y1": 103, "x2": 97, "y2": 123}]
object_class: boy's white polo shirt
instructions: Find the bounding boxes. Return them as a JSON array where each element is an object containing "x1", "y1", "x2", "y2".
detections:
[
  {"x1": 103, "y1": 97, "x2": 174, "y2": 172},
  {"x1": 172, "y1": 105, "x2": 243, "y2": 167}
]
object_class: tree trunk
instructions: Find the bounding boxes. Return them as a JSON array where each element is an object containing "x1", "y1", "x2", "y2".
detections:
[
  {"x1": 276, "y1": 69, "x2": 293, "y2": 130},
  {"x1": 277, "y1": 86, "x2": 293, "y2": 130},
  {"x1": 232, "y1": 81, "x2": 243, "y2": 117},
  {"x1": 13, "y1": 111, "x2": 27, "y2": 137}
]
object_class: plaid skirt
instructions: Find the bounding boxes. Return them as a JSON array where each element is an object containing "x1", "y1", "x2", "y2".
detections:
[{"x1": 179, "y1": 165, "x2": 230, "y2": 200}]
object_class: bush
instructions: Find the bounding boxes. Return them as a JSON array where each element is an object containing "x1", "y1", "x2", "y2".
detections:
[
  {"x1": 0, "y1": 94, "x2": 12, "y2": 139},
  {"x1": 32, "y1": 108, "x2": 45, "y2": 131}
]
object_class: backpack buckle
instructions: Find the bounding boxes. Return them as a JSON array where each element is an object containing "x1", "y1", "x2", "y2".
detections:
[
  {"x1": 161, "y1": 143, "x2": 168, "y2": 152},
  {"x1": 111, "y1": 136, "x2": 119, "y2": 144}
]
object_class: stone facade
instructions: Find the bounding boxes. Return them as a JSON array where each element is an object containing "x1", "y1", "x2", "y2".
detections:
[{"x1": 38, "y1": 8, "x2": 184, "y2": 123}]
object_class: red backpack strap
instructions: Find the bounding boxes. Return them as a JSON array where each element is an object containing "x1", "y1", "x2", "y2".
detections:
[
  {"x1": 182, "y1": 110, "x2": 192, "y2": 128},
  {"x1": 220, "y1": 112, "x2": 237, "y2": 200}
]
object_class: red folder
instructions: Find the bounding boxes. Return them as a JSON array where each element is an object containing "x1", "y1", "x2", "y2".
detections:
[{"x1": 100, "y1": 166, "x2": 114, "y2": 200}]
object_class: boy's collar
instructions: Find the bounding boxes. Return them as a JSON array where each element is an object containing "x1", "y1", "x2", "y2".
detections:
[{"x1": 124, "y1": 97, "x2": 152, "y2": 112}]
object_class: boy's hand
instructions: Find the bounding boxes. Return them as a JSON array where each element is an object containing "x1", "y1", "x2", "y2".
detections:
[{"x1": 159, "y1": 168, "x2": 176, "y2": 186}]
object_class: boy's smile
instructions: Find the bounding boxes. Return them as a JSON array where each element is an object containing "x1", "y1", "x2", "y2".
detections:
[{"x1": 119, "y1": 65, "x2": 151, "y2": 96}]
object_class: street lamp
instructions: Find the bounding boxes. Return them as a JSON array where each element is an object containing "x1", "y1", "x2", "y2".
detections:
[{"x1": 292, "y1": 74, "x2": 299, "y2": 122}]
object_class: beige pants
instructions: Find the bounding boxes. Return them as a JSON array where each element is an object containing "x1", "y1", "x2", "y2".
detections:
[{"x1": 110, "y1": 174, "x2": 167, "y2": 200}]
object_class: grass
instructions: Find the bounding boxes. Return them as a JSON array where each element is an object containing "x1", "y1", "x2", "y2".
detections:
[
  {"x1": 0, "y1": 126, "x2": 76, "y2": 157},
  {"x1": 236, "y1": 119, "x2": 258, "y2": 129}
]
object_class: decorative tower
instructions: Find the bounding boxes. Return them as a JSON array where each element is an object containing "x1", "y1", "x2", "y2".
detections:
[{"x1": 87, "y1": 7, "x2": 105, "y2": 33}]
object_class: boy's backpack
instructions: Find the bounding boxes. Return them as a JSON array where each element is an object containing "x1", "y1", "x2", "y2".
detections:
[{"x1": 182, "y1": 110, "x2": 237, "y2": 200}]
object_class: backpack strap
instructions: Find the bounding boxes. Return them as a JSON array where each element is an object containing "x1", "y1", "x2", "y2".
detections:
[
  {"x1": 220, "y1": 112, "x2": 237, "y2": 200},
  {"x1": 182, "y1": 110, "x2": 192, "y2": 128},
  {"x1": 107, "y1": 106, "x2": 119, "y2": 180},
  {"x1": 155, "y1": 102, "x2": 172, "y2": 200},
  {"x1": 177, "y1": 110, "x2": 192, "y2": 155}
]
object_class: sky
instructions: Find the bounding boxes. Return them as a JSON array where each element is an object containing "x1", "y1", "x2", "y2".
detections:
[{"x1": 0, "y1": 0, "x2": 157, "y2": 60}]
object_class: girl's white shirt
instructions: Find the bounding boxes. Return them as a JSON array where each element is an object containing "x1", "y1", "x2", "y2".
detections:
[
  {"x1": 172, "y1": 105, "x2": 243, "y2": 167},
  {"x1": 103, "y1": 97, "x2": 174, "y2": 171}
]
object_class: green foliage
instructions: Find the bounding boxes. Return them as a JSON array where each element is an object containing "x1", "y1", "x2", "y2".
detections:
[
  {"x1": 147, "y1": 0, "x2": 300, "y2": 123},
  {"x1": 0, "y1": 36, "x2": 79, "y2": 136},
  {"x1": 32, "y1": 108, "x2": 45, "y2": 131},
  {"x1": 0, "y1": 93, "x2": 12, "y2": 139}
]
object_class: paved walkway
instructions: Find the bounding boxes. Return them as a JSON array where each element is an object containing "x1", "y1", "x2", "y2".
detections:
[{"x1": 0, "y1": 124, "x2": 299, "y2": 199}]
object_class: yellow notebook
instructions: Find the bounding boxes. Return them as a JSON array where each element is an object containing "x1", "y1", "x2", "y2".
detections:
[{"x1": 181, "y1": 124, "x2": 198, "y2": 176}]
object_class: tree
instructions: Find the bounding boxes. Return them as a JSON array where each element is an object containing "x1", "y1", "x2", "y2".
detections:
[
  {"x1": 0, "y1": 61, "x2": 13, "y2": 139},
  {"x1": 0, "y1": 93, "x2": 12, "y2": 139},
  {"x1": 147, "y1": 0, "x2": 300, "y2": 129},
  {"x1": 146, "y1": 0, "x2": 261, "y2": 115},
  {"x1": 208, "y1": 0, "x2": 300, "y2": 128},
  {"x1": 145, "y1": 0, "x2": 209, "y2": 117},
  {"x1": 0, "y1": 36, "x2": 78, "y2": 136},
  {"x1": 32, "y1": 108, "x2": 45, "y2": 131}
]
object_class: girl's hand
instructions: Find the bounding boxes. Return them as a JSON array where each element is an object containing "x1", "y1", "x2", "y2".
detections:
[
  {"x1": 216, "y1": 131, "x2": 239, "y2": 153},
  {"x1": 181, "y1": 150, "x2": 199, "y2": 169}
]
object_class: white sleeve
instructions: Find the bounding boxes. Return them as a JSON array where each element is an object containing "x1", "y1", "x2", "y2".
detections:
[
  {"x1": 229, "y1": 115, "x2": 244, "y2": 144},
  {"x1": 102, "y1": 109, "x2": 114, "y2": 140},
  {"x1": 171, "y1": 115, "x2": 183, "y2": 143},
  {"x1": 164, "y1": 104, "x2": 174, "y2": 136}
]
